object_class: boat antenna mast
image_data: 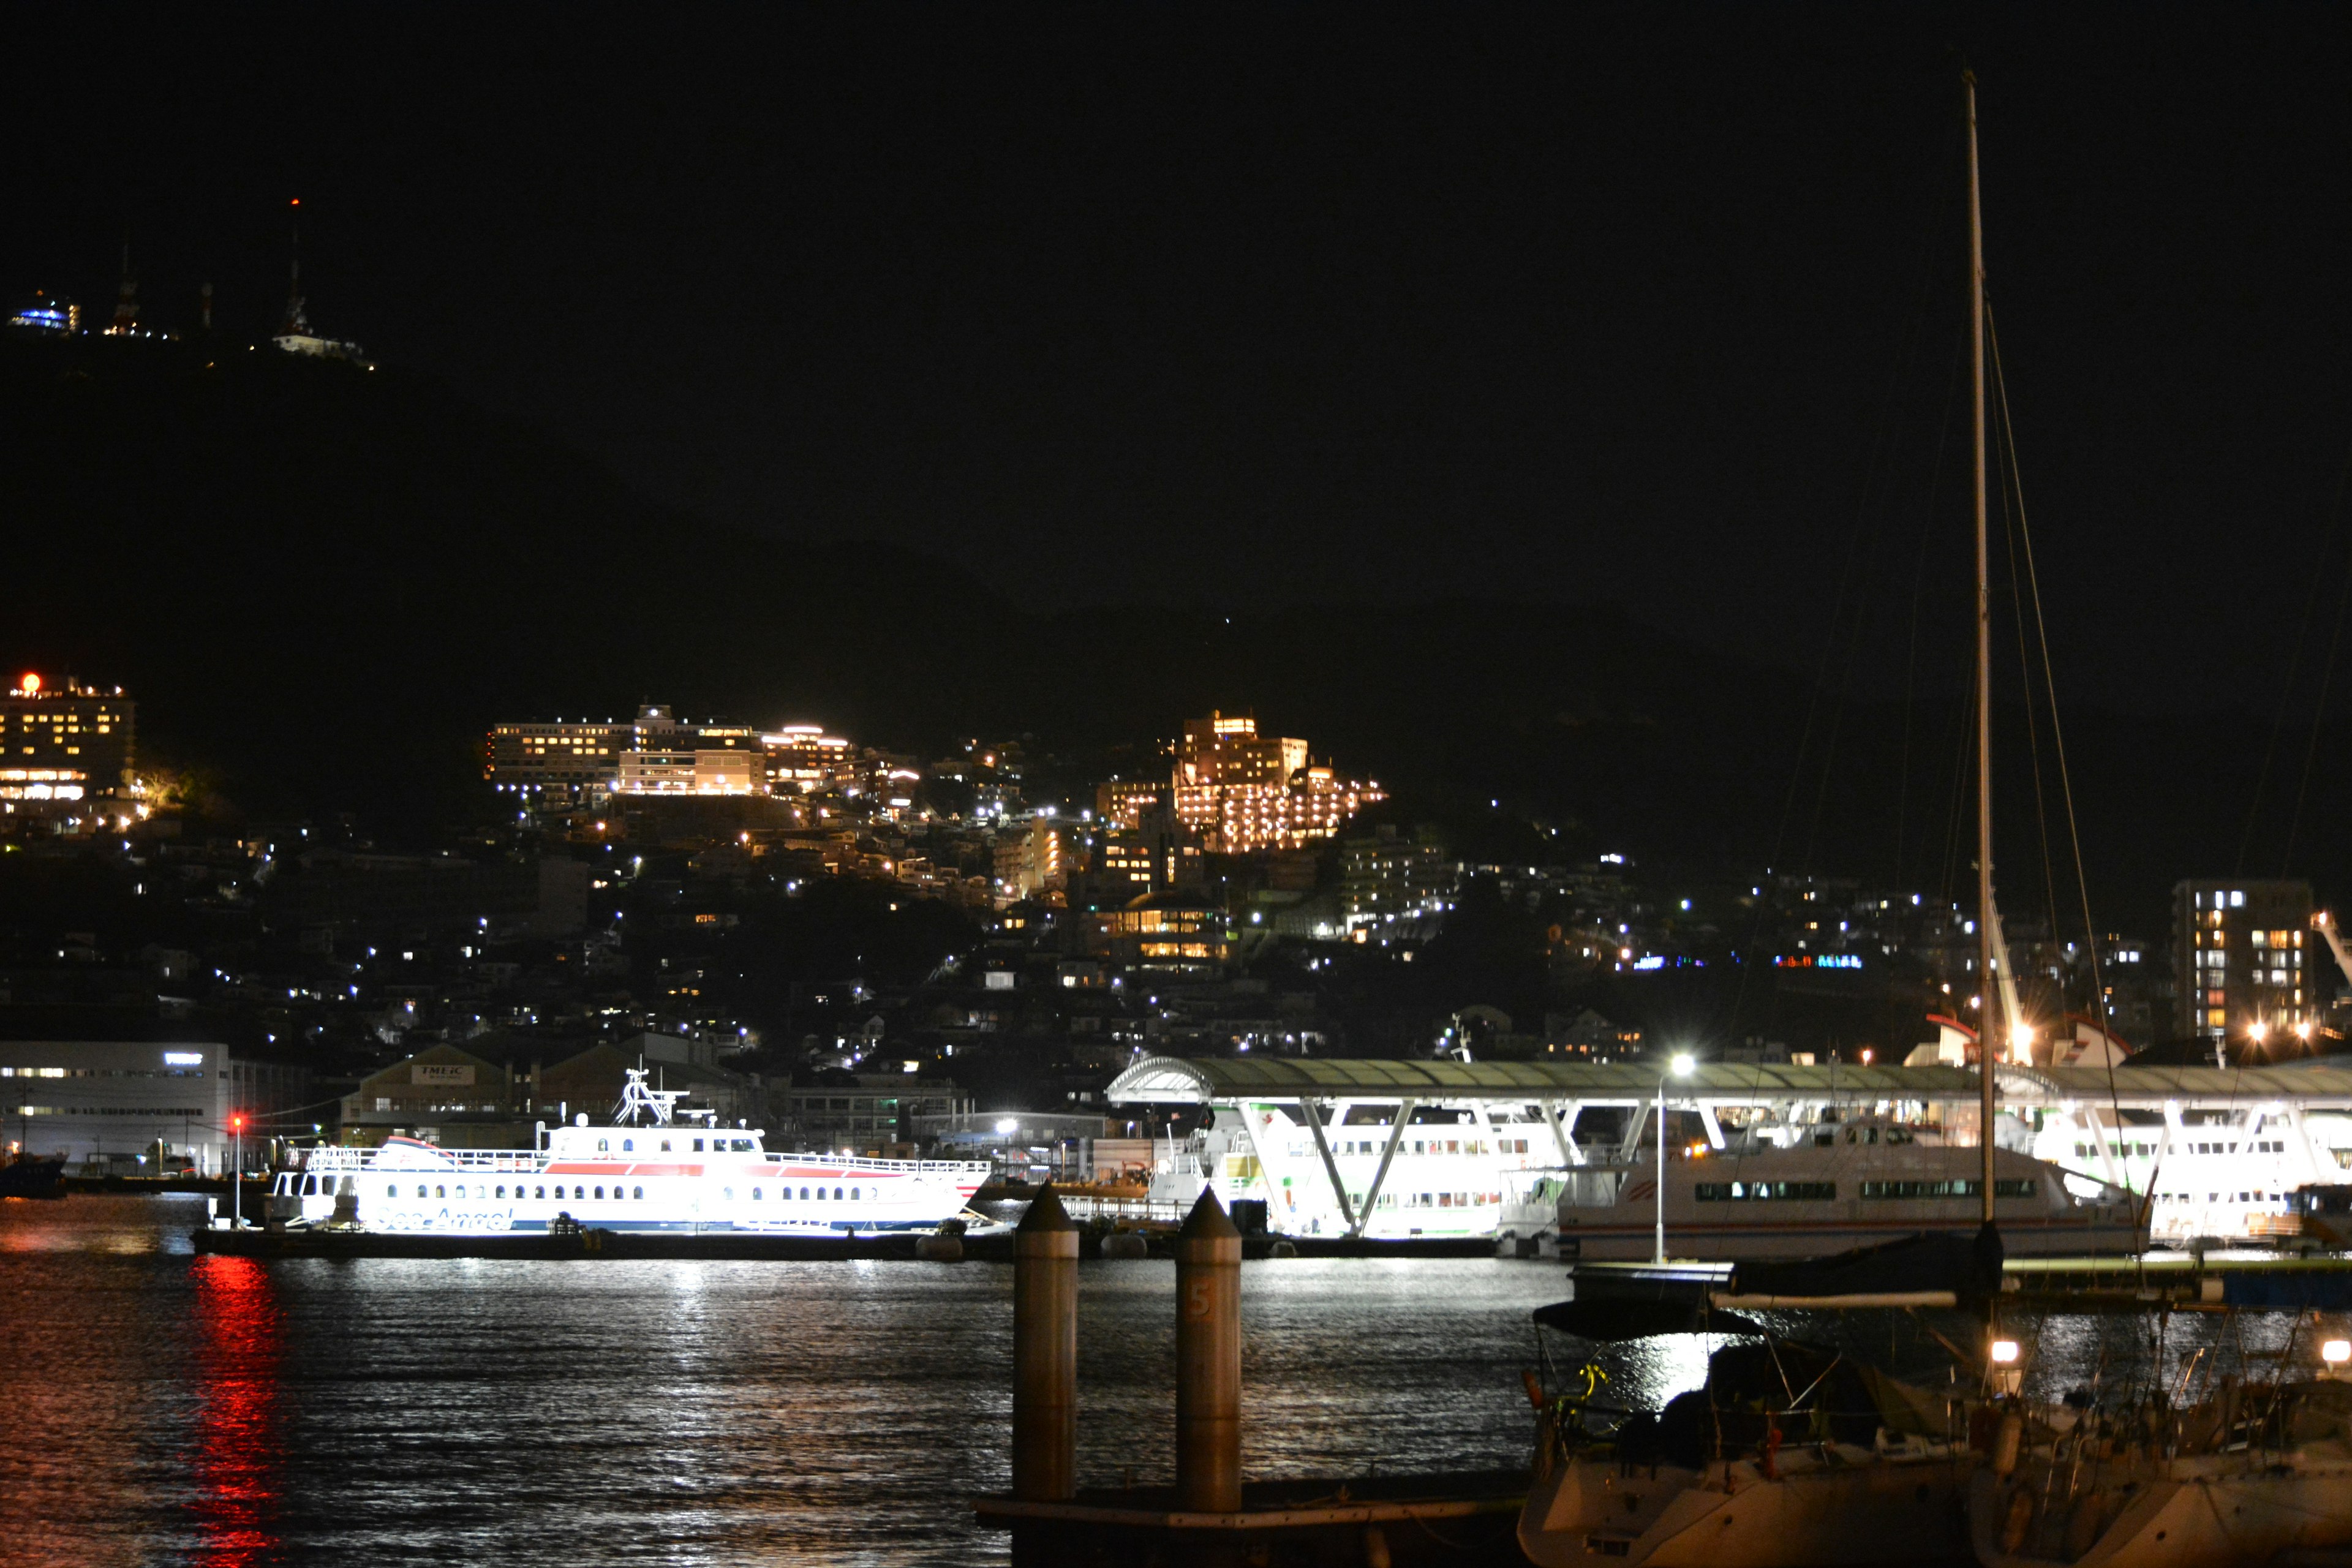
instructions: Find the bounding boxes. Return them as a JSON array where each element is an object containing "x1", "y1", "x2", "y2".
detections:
[{"x1": 1967, "y1": 70, "x2": 1999, "y2": 1227}]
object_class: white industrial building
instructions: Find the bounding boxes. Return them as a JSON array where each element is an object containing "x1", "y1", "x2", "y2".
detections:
[{"x1": 0, "y1": 1039, "x2": 277, "y2": 1173}]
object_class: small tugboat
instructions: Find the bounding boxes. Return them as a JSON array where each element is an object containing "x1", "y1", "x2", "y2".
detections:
[{"x1": 0, "y1": 1150, "x2": 67, "y2": 1199}]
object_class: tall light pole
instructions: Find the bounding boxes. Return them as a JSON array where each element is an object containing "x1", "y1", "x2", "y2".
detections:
[
  {"x1": 230, "y1": 1114, "x2": 244, "y2": 1228},
  {"x1": 1654, "y1": 1052, "x2": 1695, "y2": 1264}
]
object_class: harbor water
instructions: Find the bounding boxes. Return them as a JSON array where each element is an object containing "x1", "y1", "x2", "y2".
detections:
[
  {"x1": 4, "y1": 1197, "x2": 2321, "y2": 1566},
  {"x1": 4, "y1": 1196, "x2": 1561, "y2": 1566}
]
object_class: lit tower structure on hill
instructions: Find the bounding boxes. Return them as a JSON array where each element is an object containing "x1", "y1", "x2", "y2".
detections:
[
  {"x1": 279, "y1": 199, "x2": 307, "y2": 338},
  {"x1": 107, "y1": 241, "x2": 138, "y2": 335},
  {"x1": 271, "y1": 198, "x2": 373, "y2": 367}
]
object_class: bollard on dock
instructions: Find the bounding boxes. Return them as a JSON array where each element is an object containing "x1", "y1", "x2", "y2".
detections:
[
  {"x1": 1174, "y1": 1188, "x2": 1243, "y2": 1513},
  {"x1": 1012, "y1": 1182, "x2": 1079, "y2": 1501}
]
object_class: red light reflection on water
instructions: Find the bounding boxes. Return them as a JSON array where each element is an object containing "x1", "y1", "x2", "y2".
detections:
[{"x1": 189, "y1": 1256, "x2": 285, "y2": 1566}]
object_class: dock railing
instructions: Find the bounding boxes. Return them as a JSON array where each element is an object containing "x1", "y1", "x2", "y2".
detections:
[{"x1": 1058, "y1": 1193, "x2": 1192, "y2": 1227}]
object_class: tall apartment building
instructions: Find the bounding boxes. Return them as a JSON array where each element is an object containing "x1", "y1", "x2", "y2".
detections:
[
  {"x1": 1096, "y1": 804, "x2": 1205, "y2": 899},
  {"x1": 2173, "y1": 878, "x2": 2314, "y2": 1043},
  {"x1": 0, "y1": 673, "x2": 135, "y2": 820},
  {"x1": 994, "y1": 815, "x2": 1069, "y2": 902},
  {"x1": 1096, "y1": 778, "x2": 1165, "y2": 831},
  {"x1": 1341, "y1": 824, "x2": 1456, "y2": 925},
  {"x1": 1167, "y1": 711, "x2": 1382, "y2": 854}
]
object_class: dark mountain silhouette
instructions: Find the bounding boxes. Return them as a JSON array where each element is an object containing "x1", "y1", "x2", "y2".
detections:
[{"x1": 1, "y1": 331, "x2": 2335, "y2": 940}]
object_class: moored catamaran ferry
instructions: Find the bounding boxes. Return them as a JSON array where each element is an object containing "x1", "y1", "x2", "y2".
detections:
[{"x1": 263, "y1": 1070, "x2": 989, "y2": 1235}]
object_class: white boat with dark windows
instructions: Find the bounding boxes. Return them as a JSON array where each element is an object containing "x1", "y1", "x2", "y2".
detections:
[
  {"x1": 1539, "y1": 1115, "x2": 2145, "y2": 1261},
  {"x1": 259, "y1": 1069, "x2": 989, "y2": 1235}
]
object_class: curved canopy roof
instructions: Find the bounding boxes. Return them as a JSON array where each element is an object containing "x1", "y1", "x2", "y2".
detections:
[{"x1": 1104, "y1": 1055, "x2": 2352, "y2": 1109}]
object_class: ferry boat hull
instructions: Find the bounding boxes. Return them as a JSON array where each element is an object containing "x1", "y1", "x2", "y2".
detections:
[{"x1": 263, "y1": 1072, "x2": 990, "y2": 1238}]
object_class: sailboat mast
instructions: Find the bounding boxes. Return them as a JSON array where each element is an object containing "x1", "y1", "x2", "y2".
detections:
[{"x1": 1966, "y1": 71, "x2": 1997, "y2": 1224}]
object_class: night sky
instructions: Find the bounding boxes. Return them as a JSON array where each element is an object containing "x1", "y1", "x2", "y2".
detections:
[{"x1": 7, "y1": 7, "x2": 2351, "y2": 716}]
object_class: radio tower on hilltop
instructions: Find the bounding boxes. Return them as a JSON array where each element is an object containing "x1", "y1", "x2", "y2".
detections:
[
  {"x1": 270, "y1": 198, "x2": 372, "y2": 368},
  {"x1": 279, "y1": 198, "x2": 309, "y2": 338},
  {"x1": 108, "y1": 241, "x2": 138, "y2": 334}
]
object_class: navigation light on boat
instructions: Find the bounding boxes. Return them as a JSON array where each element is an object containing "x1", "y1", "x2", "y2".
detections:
[
  {"x1": 1989, "y1": 1339, "x2": 2021, "y2": 1365},
  {"x1": 2323, "y1": 1340, "x2": 2350, "y2": 1366}
]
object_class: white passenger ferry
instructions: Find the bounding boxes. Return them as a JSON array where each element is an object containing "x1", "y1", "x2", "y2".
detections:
[
  {"x1": 1528, "y1": 1115, "x2": 2145, "y2": 1259},
  {"x1": 1147, "y1": 1102, "x2": 2143, "y2": 1255},
  {"x1": 2029, "y1": 1104, "x2": 2352, "y2": 1246},
  {"x1": 265, "y1": 1071, "x2": 990, "y2": 1235}
]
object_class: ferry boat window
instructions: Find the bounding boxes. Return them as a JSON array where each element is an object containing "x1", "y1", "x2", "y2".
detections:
[
  {"x1": 851, "y1": 1187, "x2": 860, "y2": 1201},
  {"x1": 1697, "y1": 1181, "x2": 1837, "y2": 1201},
  {"x1": 723, "y1": 1186, "x2": 734, "y2": 1200},
  {"x1": 693, "y1": 1138, "x2": 705, "y2": 1152},
  {"x1": 752, "y1": 1187, "x2": 762, "y2": 1200},
  {"x1": 388, "y1": 1183, "x2": 398, "y2": 1197},
  {"x1": 799, "y1": 1186, "x2": 810, "y2": 1200},
  {"x1": 573, "y1": 1185, "x2": 585, "y2": 1199},
  {"x1": 496, "y1": 1185, "x2": 506, "y2": 1199},
  {"x1": 660, "y1": 1140, "x2": 672, "y2": 1152},
  {"x1": 454, "y1": 1185, "x2": 465, "y2": 1199},
  {"x1": 594, "y1": 1186, "x2": 605, "y2": 1199},
  {"x1": 834, "y1": 1186, "x2": 844, "y2": 1200},
  {"x1": 623, "y1": 1139, "x2": 635, "y2": 1153},
  {"x1": 633, "y1": 1186, "x2": 643, "y2": 1199},
  {"x1": 534, "y1": 1185, "x2": 546, "y2": 1199},
  {"x1": 597, "y1": 1139, "x2": 609, "y2": 1153},
  {"x1": 417, "y1": 1185, "x2": 428, "y2": 1198}
]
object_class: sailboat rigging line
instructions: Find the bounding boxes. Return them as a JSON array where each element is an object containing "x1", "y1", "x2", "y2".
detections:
[
  {"x1": 1991, "y1": 350, "x2": 2066, "y2": 968},
  {"x1": 1966, "y1": 70, "x2": 1996, "y2": 1225},
  {"x1": 1986, "y1": 302, "x2": 2142, "y2": 1273},
  {"x1": 2278, "y1": 438, "x2": 2352, "y2": 875},
  {"x1": 2237, "y1": 429, "x2": 2352, "y2": 875}
]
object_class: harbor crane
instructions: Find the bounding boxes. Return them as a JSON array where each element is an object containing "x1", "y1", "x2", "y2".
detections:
[{"x1": 2315, "y1": 911, "x2": 2352, "y2": 993}]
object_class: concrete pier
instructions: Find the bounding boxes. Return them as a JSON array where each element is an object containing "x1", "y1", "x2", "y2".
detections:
[
  {"x1": 1013, "y1": 1183, "x2": 1079, "y2": 1502},
  {"x1": 1174, "y1": 1189, "x2": 1243, "y2": 1514}
]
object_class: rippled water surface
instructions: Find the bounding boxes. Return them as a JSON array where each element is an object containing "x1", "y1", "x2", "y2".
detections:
[{"x1": 2, "y1": 1197, "x2": 1574, "y2": 1566}]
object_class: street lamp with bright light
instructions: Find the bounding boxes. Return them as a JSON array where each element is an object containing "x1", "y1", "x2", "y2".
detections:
[{"x1": 1654, "y1": 1053, "x2": 1695, "y2": 1264}]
